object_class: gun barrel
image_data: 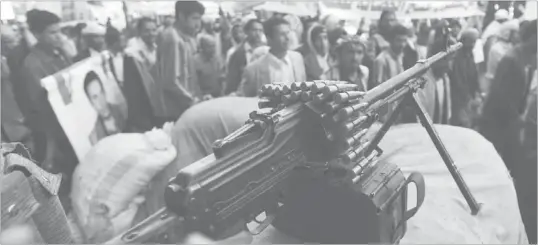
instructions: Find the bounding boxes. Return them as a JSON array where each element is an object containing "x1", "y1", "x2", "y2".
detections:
[
  {"x1": 334, "y1": 91, "x2": 367, "y2": 104},
  {"x1": 322, "y1": 84, "x2": 358, "y2": 97},
  {"x1": 363, "y1": 43, "x2": 462, "y2": 104}
]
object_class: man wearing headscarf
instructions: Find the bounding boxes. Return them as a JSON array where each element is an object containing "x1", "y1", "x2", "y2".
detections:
[
  {"x1": 485, "y1": 20, "x2": 520, "y2": 94},
  {"x1": 482, "y1": 9, "x2": 510, "y2": 43},
  {"x1": 325, "y1": 35, "x2": 370, "y2": 91},
  {"x1": 372, "y1": 9, "x2": 399, "y2": 57},
  {"x1": 73, "y1": 22, "x2": 106, "y2": 62},
  {"x1": 482, "y1": 9, "x2": 510, "y2": 63},
  {"x1": 450, "y1": 28, "x2": 481, "y2": 128},
  {"x1": 303, "y1": 24, "x2": 330, "y2": 80}
]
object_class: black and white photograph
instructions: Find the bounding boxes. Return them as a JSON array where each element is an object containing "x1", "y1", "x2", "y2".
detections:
[{"x1": 0, "y1": 0, "x2": 536, "y2": 244}]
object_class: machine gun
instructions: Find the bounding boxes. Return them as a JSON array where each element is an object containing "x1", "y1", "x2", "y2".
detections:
[{"x1": 104, "y1": 42, "x2": 480, "y2": 244}]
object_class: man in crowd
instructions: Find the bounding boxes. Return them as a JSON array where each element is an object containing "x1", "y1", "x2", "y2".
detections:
[
  {"x1": 105, "y1": 25, "x2": 127, "y2": 89},
  {"x1": 482, "y1": 9, "x2": 510, "y2": 62},
  {"x1": 303, "y1": 24, "x2": 330, "y2": 80},
  {"x1": 485, "y1": 20, "x2": 520, "y2": 94},
  {"x1": 325, "y1": 35, "x2": 370, "y2": 91},
  {"x1": 225, "y1": 23, "x2": 246, "y2": 67},
  {"x1": 19, "y1": 10, "x2": 77, "y2": 210},
  {"x1": 372, "y1": 9, "x2": 398, "y2": 57},
  {"x1": 73, "y1": 22, "x2": 106, "y2": 62},
  {"x1": 1, "y1": 25, "x2": 34, "y2": 150},
  {"x1": 126, "y1": 17, "x2": 158, "y2": 69},
  {"x1": 373, "y1": 24, "x2": 407, "y2": 122},
  {"x1": 225, "y1": 19, "x2": 268, "y2": 95},
  {"x1": 155, "y1": 0, "x2": 205, "y2": 122},
  {"x1": 237, "y1": 17, "x2": 306, "y2": 97},
  {"x1": 450, "y1": 28, "x2": 480, "y2": 128},
  {"x1": 195, "y1": 35, "x2": 225, "y2": 98},
  {"x1": 479, "y1": 20, "x2": 537, "y2": 243}
]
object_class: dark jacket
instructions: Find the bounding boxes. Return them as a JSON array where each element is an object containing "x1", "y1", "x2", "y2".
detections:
[
  {"x1": 73, "y1": 49, "x2": 91, "y2": 63},
  {"x1": 225, "y1": 42, "x2": 248, "y2": 94}
]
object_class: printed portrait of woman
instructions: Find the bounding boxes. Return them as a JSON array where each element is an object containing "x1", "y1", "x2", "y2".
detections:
[{"x1": 83, "y1": 71, "x2": 126, "y2": 145}]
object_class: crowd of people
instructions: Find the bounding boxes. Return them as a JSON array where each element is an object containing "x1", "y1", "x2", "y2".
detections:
[{"x1": 1, "y1": 0, "x2": 537, "y2": 244}]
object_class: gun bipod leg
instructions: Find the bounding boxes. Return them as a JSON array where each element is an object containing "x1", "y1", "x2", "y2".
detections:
[{"x1": 409, "y1": 93, "x2": 481, "y2": 215}]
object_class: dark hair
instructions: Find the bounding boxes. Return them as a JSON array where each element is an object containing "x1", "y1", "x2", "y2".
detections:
[
  {"x1": 520, "y1": 20, "x2": 537, "y2": 42},
  {"x1": 244, "y1": 19, "x2": 262, "y2": 32},
  {"x1": 310, "y1": 25, "x2": 326, "y2": 44},
  {"x1": 137, "y1": 17, "x2": 156, "y2": 31},
  {"x1": 83, "y1": 71, "x2": 104, "y2": 96},
  {"x1": 378, "y1": 9, "x2": 395, "y2": 27},
  {"x1": 328, "y1": 27, "x2": 347, "y2": 46},
  {"x1": 27, "y1": 10, "x2": 61, "y2": 34},
  {"x1": 386, "y1": 24, "x2": 408, "y2": 42},
  {"x1": 175, "y1": 1, "x2": 205, "y2": 20},
  {"x1": 105, "y1": 26, "x2": 121, "y2": 47},
  {"x1": 263, "y1": 17, "x2": 290, "y2": 39}
]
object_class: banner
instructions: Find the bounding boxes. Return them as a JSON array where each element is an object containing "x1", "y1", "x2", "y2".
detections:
[{"x1": 41, "y1": 52, "x2": 128, "y2": 160}]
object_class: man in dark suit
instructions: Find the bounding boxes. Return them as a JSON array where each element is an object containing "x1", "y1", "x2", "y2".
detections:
[{"x1": 224, "y1": 19, "x2": 267, "y2": 95}]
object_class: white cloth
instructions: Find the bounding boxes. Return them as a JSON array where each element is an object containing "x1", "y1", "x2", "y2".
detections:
[
  {"x1": 82, "y1": 22, "x2": 106, "y2": 36},
  {"x1": 473, "y1": 39, "x2": 484, "y2": 64},
  {"x1": 125, "y1": 37, "x2": 157, "y2": 68},
  {"x1": 266, "y1": 52, "x2": 295, "y2": 84},
  {"x1": 252, "y1": 124, "x2": 528, "y2": 244},
  {"x1": 244, "y1": 42, "x2": 269, "y2": 64}
]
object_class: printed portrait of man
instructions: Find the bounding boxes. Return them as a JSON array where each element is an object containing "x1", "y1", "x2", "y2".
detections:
[{"x1": 83, "y1": 71, "x2": 126, "y2": 145}]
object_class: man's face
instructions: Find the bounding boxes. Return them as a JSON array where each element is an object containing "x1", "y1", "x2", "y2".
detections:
[
  {"x1": 313, "y1": 31, "x2": 329, "y2": 56},
  {"x1": 140, "y1": 21, "x2": 157, "y2": 45},
  {"x1": 461, "y1": 36, "x2": 476, "y2": 51},
  {"x1": 113, "y1": 34, "x2": 127, "y2": 52},
  {"x1": 340, "y1": 43, "x2": 365, "y2": 68},
  {"x1": 86, "y1": 80, "x2": 110, "y2": 117},
  {"x1": 85, "y1": 34, "x2": 106, "y2": 51},
  {"x1": 179, "y1": 12, "x2": 202, "y2": 35},
  {"x1": 268, "y1": 24, "x2": 291, "y2": 51},
  {"x1": 37, "y1": 23, "x2": 64, "y2": 49},
  {"x1": 232, "y1": 26, "x2": 245, "y2": 44},
  {"x1": 1, "y1": 26, "x2": 19, "y2": 53},
  {"x1": 164, "y1": 16, "x2": 175, "y2": 27},
  {"x1": 382, "y1": 13, "x2": 398, "y2": 30},
  {"x1": 246, "y1": 22, "x2": 264, "y2": 44},
  {"x1": 450, "y1": 26, "x2": 461, "y2": 38},
  {"x1": 201, "y1": 40, "x2": 216, "y2": 58},
  {"x1": 391, "y1": 34, "x2": 407, "y2": 54}
]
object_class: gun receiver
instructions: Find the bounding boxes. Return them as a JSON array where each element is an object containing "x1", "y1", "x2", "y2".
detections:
[{"x1": 105, "y1": 42, "x2": 477, "y2": 245}]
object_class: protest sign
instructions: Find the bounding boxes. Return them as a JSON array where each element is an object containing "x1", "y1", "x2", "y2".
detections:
[{"x1": 41, "y1": 52, "x2": 127, "y2": 160}]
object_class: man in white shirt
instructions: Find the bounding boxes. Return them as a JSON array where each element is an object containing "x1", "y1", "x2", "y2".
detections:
[
  {"x1": 126, "y1": 17, "x2": 158, "y2": 69},
  {"x1": 237, "y1": 17, "x2": 306, "y2": 97}
]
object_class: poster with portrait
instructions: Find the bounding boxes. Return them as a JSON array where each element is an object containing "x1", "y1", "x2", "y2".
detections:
[{"x1": 41, "y1": 51, "x2": 128, "y2": 160}]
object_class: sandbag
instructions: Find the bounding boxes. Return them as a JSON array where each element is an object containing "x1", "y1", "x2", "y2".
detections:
[{"x1": 70, "y1": 127, "x2": 177, "y2": 243}]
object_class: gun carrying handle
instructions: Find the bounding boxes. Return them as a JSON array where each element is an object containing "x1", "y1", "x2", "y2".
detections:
[{"x1": 403, "y1": 172, "x2": 426, "y2": 221}]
